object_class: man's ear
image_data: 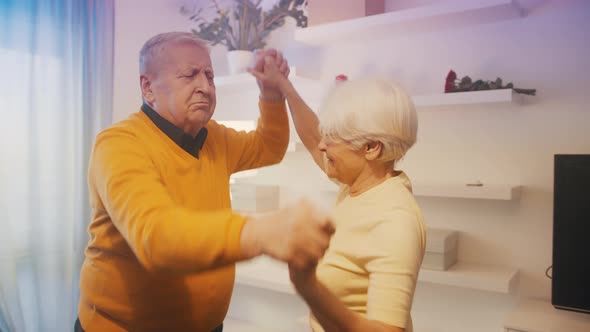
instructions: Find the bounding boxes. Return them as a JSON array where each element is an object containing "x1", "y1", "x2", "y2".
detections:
[
  {"x1": 140, "y1": 75, "x2": 155, "y2": 104},
  {"x1": 365, "y1": 141, "x2": 383, "y2": 161}
]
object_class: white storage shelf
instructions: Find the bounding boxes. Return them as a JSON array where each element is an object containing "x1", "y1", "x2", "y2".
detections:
[
  {"x1": 235, "y1": 256, "x2": 519, "y2": 295},
  {"x1": 301, "y1": 182, "x2": 522, "y2": 200},
  {"x1": 215, "y1": 70, "x2": 523, "y2": 120},
  {"x1": 504, "y1": 299, "x2": 590, "y2": 332},
  {"x1": 294, "y1": 0, "x2": 523, "y2": 45},
  {"x1": 215, "y1": 67, "x2": 327, "y2": 100},
  {"x1": 419, "y1": 262, "x2": 518, "y2": 294},
  {"x1": 413, "y1": 88, "x2": 523, "y2": 108},
  {"x1": 412, "y1": 182, "x2": 522, "y2": 200},
  {"x1": 224, "y1": 318, "x2": 278, "y2": 332}
]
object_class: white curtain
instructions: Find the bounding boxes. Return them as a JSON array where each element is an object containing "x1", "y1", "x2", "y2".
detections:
[{"x1": 0, "y1": 0, "x2": 114, "y2": 331}]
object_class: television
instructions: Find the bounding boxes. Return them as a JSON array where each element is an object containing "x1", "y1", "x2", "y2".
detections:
[{"x1": 552, "y1": 154, "x2": 590, "y2": 314}]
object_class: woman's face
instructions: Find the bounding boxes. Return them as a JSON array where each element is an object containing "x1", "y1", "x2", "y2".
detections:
[{"x1": 318, "y1": 136, "x2": 367, "y2": 185}]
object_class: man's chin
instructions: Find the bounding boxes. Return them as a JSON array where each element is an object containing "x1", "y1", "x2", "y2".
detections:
[{"x1": 189, "y1": 108, "x2": 213, "y2": 124}]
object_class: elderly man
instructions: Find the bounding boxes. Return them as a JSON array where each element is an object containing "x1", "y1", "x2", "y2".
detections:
[{"x1": 76, "y1": 32, "x2": 334, "y2": 332}]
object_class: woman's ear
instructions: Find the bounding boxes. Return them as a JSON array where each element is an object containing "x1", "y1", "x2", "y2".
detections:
[{"x1": 365, "y1": 141, "x2": 383, "y2": 161}]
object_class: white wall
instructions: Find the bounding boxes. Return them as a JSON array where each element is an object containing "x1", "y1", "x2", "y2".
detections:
[{"x1": 113, "y1": 0, "x2": 590, "y2": 331}]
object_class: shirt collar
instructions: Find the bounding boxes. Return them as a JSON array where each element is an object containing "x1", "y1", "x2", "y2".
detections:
[{"x1": 141, "y1": 103, "x2": 208, "y2": 158}]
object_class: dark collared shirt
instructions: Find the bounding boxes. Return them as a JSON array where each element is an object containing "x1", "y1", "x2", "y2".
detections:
[{"x1": 141, "y1": 103, "x2": 208, "y2": 159}]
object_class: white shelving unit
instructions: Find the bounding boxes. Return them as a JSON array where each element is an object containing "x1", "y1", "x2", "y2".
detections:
[
  {"x1": 419, "y1": 262, "x2": 518, "y2": 294},
  {"x1": 235, "y1": 256, "x2": 295, "y2": 295},
  {"x1": 213, "y1": 68, "x2": 326, "y2": 121},
  {"x1": 412, "y1": 182, "x2": 522, "y2": 200},
  {"x1": 504, "y1": 299, "x2": 590, "y2": 332},
  {"x1": 270, "y1": 181, "x2": 521, "y2": 200},
  {"x1": 235, "y1": 256, "x2": 519, "y2": 296},
  {"x1": 215, "y1": 67, "x2": 328, "y2": 100},
  {"x1": 413, "y1": 89, "x2": 523, "y2": 108},
  {"x1": 224, "y1": 318, "x2": 278, "y2": 332},
  {"x1": 215, "y1": 69, "x2": 523, "y2": 120},
  {"x1": 294, "y1": 0, "x2": 523, "y2": 45},
  {"x1": 286, "y1": 141, "x2": 306, "y2": 152}
]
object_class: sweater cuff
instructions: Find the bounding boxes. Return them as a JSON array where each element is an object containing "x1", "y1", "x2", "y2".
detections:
[
  {"x1": 258, "y1": 99, "x2": 287, "y2": 121},
  {"x1": 225, "y1": 213, "x2": 248, "y2": 261}
]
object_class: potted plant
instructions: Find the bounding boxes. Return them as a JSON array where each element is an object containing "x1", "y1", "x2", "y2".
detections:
[{"x1": 180, "y1": 0, "x2": 308, "y2": 74}]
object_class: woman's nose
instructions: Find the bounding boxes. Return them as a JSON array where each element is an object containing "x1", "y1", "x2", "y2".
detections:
[{"x1": 318, "y1": 138, "x2": 327, "y2": 151}]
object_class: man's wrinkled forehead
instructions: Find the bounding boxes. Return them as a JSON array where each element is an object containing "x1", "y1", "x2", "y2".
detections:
[{"x1": 152, "y1": 41, "x2": 212, "y2": 74}]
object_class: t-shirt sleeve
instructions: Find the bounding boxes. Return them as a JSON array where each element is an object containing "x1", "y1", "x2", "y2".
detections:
[{"x1": 364, "y1": 209, "x2": 424, "y2": 328}]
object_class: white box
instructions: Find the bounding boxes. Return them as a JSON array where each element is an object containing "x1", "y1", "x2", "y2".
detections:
[
  {"x1": 426, "y1": 228, "x2": 458, "y2": 253},
  {"x1": 232, "y1": 196, "x2": 279, "y2": 213},
  {"x1": 422, "y1": 250, "x2": 458, "y2": 271},
  {"x1": 231, "y1": 184, "x2": 279, "y2": 200},
  {"x1": 423, "y1": 228, "x2": 458, "y2": 271}
]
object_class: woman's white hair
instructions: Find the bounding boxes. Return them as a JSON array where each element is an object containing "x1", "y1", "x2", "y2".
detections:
[
  {"x1": 318, "y1": 78, "x2": 418, "y2": 164},
  {"x1": 139, "y1": 32, "x2": 210, "y2": 75}
]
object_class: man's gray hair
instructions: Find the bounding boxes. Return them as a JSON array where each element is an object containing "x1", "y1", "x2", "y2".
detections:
[{"x1": 139, "y1": 32, "x2": 210, "y2": 75}]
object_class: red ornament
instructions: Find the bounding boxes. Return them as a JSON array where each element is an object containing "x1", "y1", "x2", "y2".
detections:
[
  {"x1": 335, "y1": 74, "x2": 348, "y2": 82},
  {"x1": 446, "y1": 70, "x2": 457, "y2": 82},
  {"x1": 445, "y1": 70, "x2": 457, "y2": 93}
]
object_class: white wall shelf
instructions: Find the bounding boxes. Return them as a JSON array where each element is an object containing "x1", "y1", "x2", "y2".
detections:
[
  {"x1": 294, "y1": 0, "x2": 523, "y2": 45},
  {"x1": 232, "y1": 181, "x2": 521, "y2": 201},
  {"x1": 419, "y1": 262, "x2": 519, "y2": 294},
  {"x1": 413, "y1": 89, "x2": 523, "y2": 108},
  {"x1": 224, "y1": 318, "x2": 278, "y2": 332},
  {"x1": 504, "y1": 299, "x2": 590, "y2": 332},
  {"x1": 215, "y1": 67, "x2": 328, "y2": 100},
  {"x1": 213, "y1": 68, "x2": 326, "y2": 121},
  {"x1": 235, "y1": 257, "x2": 519, "y2": 296},
  {"x1": 287, "y1": 141, "x2": 306, "y2": 152},
  {"x1": 235, "y1": 256, "x2": 295, "y2": 295},
  {"x1": 412, "y1": 182, "x2": 522, "y2": 200}
]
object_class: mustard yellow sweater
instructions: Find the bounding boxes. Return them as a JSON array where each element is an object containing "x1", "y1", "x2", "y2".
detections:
[{"x1": 79, "y1": 101, "x2": 289, "y2": 331}]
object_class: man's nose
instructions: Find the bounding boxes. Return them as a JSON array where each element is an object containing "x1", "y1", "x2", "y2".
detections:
[{"x1": 194, "y1": 73, "x2": 211, "y2": 94}]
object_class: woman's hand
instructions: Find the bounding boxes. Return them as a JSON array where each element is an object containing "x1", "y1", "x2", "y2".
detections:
[{"x1": 249, "y1": 49, "x2": 291, "y2": 99}]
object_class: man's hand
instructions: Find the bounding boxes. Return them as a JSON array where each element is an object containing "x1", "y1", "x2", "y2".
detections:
[
  {"x1": 240, "y1": 199, "x2": 335, "y2": 269},
  {"x1": 249, "y1": 49, "x2": 290, "y2": 101}
]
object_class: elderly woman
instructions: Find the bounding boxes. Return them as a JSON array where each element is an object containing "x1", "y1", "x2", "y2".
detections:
[{"x1": 250, "y1": 55, "x2": 426, "y2": 332}]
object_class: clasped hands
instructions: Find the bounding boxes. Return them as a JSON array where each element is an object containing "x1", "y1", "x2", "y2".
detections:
[{"x1": 247, "y1": 49, "x2": 329, "y2": 290}]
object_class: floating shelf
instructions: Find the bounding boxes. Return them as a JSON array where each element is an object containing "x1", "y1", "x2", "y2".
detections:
[
  {"x1": 412, "y1": 182, "x2": 522, "y2": 200},
  {"x1": 215, "y1": 68, "x2": 328, "y2": 99},
  {"x1": 224, "y1": 318, "x2": 277, "y2": 332},
  {"x1": 413, "y1": 89, "x2": 523, "y2": 108},
  {"x1": 419, "y1": 261, "x2": 519, "y2": 294},
  {"x1": 294, "y1": 0, "x2": 524, "y2": 45},
  {"x1": 504, "y1": 299, "x2": 590, "y2": 332},
  {"x1": 235, "y1": 256, "x2": 295, "y2": 295},
  {"x1": 287, "y1": 141, "x2": 306, "y2": 152},
  {"x1": 310, "y1": 181, "x2": 521, "y2": 200},
  {"x1": 235, "y1": 257, "x2": 518, "y2": 295}
]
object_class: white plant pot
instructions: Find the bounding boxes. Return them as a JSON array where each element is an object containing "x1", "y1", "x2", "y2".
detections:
[{"x1": 227, "y1": 50, "x2": 254, "y2": 75}]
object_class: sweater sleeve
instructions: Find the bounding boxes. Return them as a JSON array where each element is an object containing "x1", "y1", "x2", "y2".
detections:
[
  {"x1": 364, "y1": 210, "x2": 424, "y2": 328},
  {"x1": 89, "y1": 129, "x2": 247, "y2": 274},
  {"x1": 224, "y1": 99, "x2": 289, "y2": 174}
]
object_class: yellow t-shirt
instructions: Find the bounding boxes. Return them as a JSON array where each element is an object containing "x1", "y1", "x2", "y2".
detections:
[{"x1": 311, "y1": 172, "x2": 426, "y2": 332}]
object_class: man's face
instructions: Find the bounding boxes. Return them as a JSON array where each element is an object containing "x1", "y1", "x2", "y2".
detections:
[{"x1": 143, "y1": 42, "x2": 216, "y2": 136}]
